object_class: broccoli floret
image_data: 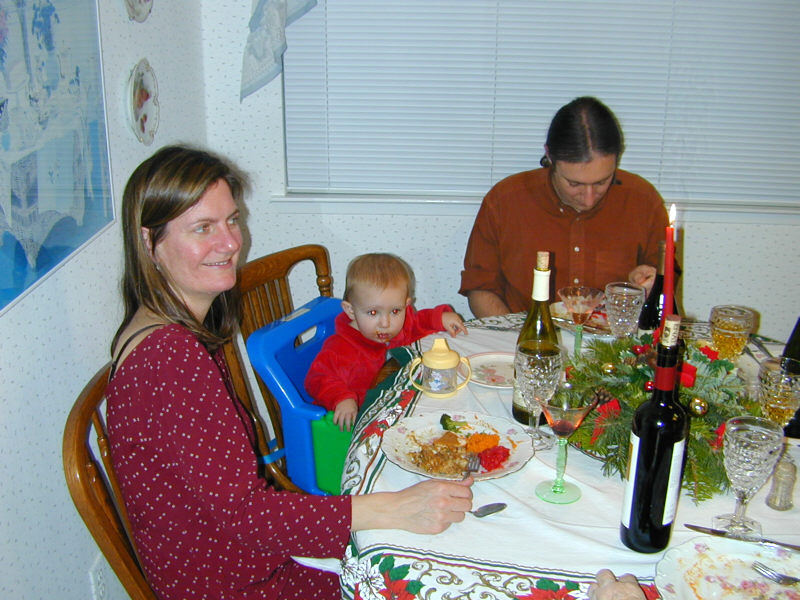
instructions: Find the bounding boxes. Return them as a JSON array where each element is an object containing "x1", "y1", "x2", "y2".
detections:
[{"x1": 440, "y1": 413, "x2": 467, "y2": 432}]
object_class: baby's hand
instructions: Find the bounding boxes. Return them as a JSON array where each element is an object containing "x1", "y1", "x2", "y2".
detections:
[
  {"x1": 333, "y1": 398, "x2": 358, "y2": 432},
  {"x1": 442, "y1": 312, "x2": 468, "y2": 337}
]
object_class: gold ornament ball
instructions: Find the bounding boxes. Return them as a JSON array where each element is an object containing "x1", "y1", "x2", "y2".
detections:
[
  {"x1": 602, "y1": 363, "x2": 616, "y2": 375},
  {"x1": 689, "y1": 397, "x2": 709, "y2": 417}
]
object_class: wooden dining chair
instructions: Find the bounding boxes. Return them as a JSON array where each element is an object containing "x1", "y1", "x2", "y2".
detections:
[
  {"x1": 62, "y1": 364, "x2": 158, "y2": 600},
  {"x1": 222, "y1": 243, "x2": 333, "y2": 493}
]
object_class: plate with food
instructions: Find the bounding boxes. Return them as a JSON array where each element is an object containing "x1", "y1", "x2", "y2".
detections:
[
  {"x1": 656, "y1": 535, "x2": 800, "y2": 599},
  {"x1": 460, "y1": 352, "x2": 515, "y2": 389},
  {"x1": 382, "y1": 412, "x2": 533, "y2": 480},
  {"x1": 550, "y1": 301, "x2": 612, "y2": 337}
]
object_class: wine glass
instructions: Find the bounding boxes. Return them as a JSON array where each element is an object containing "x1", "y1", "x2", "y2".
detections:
[
  {"x1": 758, "y1": 357, "x2": 800, "y2": 427},
  {"x1": 557, "y1": 286, "x2": 605, "y2": 356},
  {"x1": 713, "y1": 416, "x2": 784, "y2": 539},
  {"x1": 514, "y1": 340, "x2": 563, "y2": 451},
  {"x1": 604, "y1": 282, "x2": 646, "y2": 338},
  {"x1": 535, "y1": 383, "x2": 598, "y2": 504}
]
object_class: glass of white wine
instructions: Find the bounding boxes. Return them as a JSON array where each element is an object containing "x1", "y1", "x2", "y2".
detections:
[
  {"x1": 709, "y1": 305, "x2": 755, "y2": 361},
  {"x1": 758, "y1": 357, "x2": 800, "y2": 427}
]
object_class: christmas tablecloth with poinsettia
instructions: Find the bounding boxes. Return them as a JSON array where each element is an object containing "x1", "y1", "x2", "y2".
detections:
[{"x1": 332, "y1": 315, "x2": 797, "y2": 600}]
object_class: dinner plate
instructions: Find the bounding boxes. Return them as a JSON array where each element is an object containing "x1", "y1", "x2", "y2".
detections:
[
  {"x1": 656, "y1": 535, "x2": 800, "y2": 599},
  {"x1": 459, "y1": 352, "x2": 514, "y2": 389},
  {"x1": 550, "y1": 301, "x2": 613, "y2": 337},
  {"x1": 382, "y1": 412, "x2": 533, "y2": 480}
]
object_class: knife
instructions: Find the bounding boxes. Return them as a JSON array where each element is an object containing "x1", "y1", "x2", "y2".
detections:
[
  {"x1": 550, "y1": 315, "x2": 609, "y2": 335},
  {"x1": 750, "y1": 335, "x2": 775, "y2": 359},
  {"x1": 684, "y1": 523, "x2": 800, "y2": 552}
]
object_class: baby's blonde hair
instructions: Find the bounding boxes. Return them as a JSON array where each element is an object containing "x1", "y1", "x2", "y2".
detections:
[{"x1": 343, "y1": 253, "x2": 416, "y2": 303}]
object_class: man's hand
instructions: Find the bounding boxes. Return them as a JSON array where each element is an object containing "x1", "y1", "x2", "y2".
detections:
[{"x1": 628, "y1": 264, "x2": 656, "y2": 294}]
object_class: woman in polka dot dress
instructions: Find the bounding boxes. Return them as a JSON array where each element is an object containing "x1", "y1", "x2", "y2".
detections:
[{"x1": 105, "y1": 146, "x2": 474, "y2": 600}]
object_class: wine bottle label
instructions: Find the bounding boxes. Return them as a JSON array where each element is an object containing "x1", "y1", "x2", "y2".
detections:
[
  {"x1": 620, "y1": 433, "x2": 686, "y2": 528},
  {"x1": 661, "y1": 438, "x2": 686, "y2": 525},
  {"x1": 620, "y1": 435, "x2": 639, "y2": 528}
]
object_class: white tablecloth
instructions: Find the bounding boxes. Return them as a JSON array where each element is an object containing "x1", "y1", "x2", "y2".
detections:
[{"x1": 339, "y1": 315, "x2": 799, "y2": 600}]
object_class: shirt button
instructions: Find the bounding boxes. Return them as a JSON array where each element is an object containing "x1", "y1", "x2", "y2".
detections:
[
  {"x1": 573, "y1": 278, "x2": 580, "y2": 284},
  {"x1": 574, "y1": 246, "x2": 580, "y2": 253}
]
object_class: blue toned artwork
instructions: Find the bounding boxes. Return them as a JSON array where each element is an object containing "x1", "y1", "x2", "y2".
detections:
[{"x1": 0, "y1": 0, "x2": 113, "y2": 314}]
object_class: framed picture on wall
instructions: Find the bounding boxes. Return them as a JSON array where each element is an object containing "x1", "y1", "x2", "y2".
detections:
[{"x1": 0, "y1": 0, "x2": 114, "y2": 315}]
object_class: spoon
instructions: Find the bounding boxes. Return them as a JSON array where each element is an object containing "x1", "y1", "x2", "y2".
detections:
[{"x1": 470, "y1": 502, "x2": 507, "y2": 518}]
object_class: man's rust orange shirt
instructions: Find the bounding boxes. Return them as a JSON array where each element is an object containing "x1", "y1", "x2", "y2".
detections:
[{"x1": 460, "y1": 168, "x2": 669, "y2": 312}]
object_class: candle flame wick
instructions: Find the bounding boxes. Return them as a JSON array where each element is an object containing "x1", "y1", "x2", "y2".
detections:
[{"x1": 668, "y1": 203, "x2": 676, "y2": 226}]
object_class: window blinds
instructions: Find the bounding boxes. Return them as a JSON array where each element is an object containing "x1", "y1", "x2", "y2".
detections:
[{"x1": 283, "y1": 0, "x2": 800, "y2": 208}]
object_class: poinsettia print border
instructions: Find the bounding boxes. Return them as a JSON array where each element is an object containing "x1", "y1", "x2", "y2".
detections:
[{"x1": 340, "y1": 542, "x2": 602, "y2": 600}]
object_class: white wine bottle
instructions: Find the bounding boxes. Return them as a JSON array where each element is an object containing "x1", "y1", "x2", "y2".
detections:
[
  {"x1": 620, "y1": 315, "x2": 688, "y2": 552},
  {"x1": 512, "y1": 251, "x2": 559, "y2": 425}
]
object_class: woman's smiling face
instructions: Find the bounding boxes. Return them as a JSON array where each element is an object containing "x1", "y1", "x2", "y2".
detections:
[{"x1": 147, "y1": 179, "x2": 242, "y2": 319}]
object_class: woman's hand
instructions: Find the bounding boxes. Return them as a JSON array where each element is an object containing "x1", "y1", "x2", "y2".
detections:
[
  {"x1": 587, "y1": 569, "x2": 645, "y2": 600},
  {"x1": 351, "y1": 477, "x2": 473, "y2": 534},
  {"x1": 442, "y1": 312, "x2": 468, "y2": 337}
]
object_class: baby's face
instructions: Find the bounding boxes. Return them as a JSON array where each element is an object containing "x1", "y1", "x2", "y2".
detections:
[{"x1": 344, "y1": 283, "x2": 409, "y2": 344}]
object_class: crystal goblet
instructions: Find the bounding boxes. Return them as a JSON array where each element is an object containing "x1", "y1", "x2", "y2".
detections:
[
  {"x1": 535, "y1": 383, "x2": 598, "y2": 504},
  {"x1": 557, "y1": 286, "x2": 605, "y2": 356},
  {"x1": 713, "y1": 416, "x2": 784, "y2": 539},
  {"x1": 514, "y1": 340, "x2": 562, "y2": 451},
  {"x1": 758, "y1": 357, "x2": 800, "y2": 427}
]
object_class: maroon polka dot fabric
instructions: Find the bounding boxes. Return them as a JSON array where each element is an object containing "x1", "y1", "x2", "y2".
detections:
[{"x1": 107, "y1": 325, "x2": 351, "y2": 599}]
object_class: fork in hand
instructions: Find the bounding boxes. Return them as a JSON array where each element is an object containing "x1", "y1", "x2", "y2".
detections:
[
  {"x1": 462, "y1": 452, "x2": 480, "y2": 480},
  {"x1": 752, "y1": 561, "x2": 800, "y2": 585}
]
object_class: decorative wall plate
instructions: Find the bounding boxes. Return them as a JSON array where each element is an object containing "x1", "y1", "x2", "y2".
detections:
[
  {"x1": 125, "y1": 0, "x2": 153, "y2": 22},
  {"x1": 126, "y1": 58, "x2": 159, "y2": 145}
]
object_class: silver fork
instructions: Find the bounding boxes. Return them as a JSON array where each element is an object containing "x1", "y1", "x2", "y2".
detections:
[
  {"x1": 752, "y1": 561, "x2": 800, "y2": 585},
  {"x1": 462, "y1": 452, "x2": 480, "y2": 479}
]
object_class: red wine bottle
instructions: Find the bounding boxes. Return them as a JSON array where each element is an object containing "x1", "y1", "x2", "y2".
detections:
[
  {"x1": 781, "y1": 316, "x2": 800, "y2": 437},
  {"x1": 620, "y1": 315, "x2": 688, "y2": 552},
  {"x1": 638, "y1": 241, "x2": 679, "y2": 334}
]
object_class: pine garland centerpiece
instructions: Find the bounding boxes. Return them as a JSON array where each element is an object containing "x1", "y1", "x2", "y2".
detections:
[{"x1": 567, "y1": 334, "x2": 760, "y2": 503}]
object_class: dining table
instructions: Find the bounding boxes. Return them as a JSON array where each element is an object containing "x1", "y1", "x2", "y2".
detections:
[{"x1": 334, "y1": 313, "x2": 800, "y2": 600}]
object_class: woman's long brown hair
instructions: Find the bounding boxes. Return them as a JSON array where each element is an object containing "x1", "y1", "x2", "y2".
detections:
[{"x1": 112, "y1": 145, "x2": 248, "y2": 353}]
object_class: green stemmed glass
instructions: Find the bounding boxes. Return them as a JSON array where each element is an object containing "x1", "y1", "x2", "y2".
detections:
[
  {"x1": 535, "y1": 385, "x2": 598, "y2": 504},
  {"x1": 557, "y1": 286, "x2": 605, "y2": 356}
]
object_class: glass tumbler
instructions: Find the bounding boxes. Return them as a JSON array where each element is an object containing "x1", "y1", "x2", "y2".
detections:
[
  {"x1": 709, "y1": 305, "x2": 755, "y2": 361},
  {"x1": 604, "y1": 282, "x2": 646, "y2": 338}
]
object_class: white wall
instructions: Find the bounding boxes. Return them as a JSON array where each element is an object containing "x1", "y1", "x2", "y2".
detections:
[
  {"x1": 0, "y1": 1, "x2": 208, "y2": 598},
  {"x1": 0, "y1": 1, "x2": 797, "y2": 598}
]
